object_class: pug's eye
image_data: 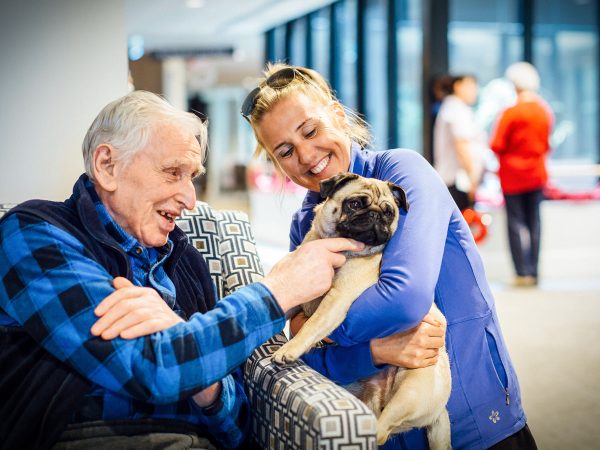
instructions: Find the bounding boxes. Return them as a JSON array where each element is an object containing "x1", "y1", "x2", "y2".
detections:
[
  {"x1": 383, "y1": 206, "x2": 394, "y2": 217},
  {"x1": 346, "y1": 199, "x2": 362, "y2": 210}
]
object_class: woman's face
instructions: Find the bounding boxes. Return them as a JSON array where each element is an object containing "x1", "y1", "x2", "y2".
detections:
[
  {"x1": 454, "y1": 77, "x2": 478, "y2": 105},
  {"x1": 255, "y1": 91, "x2": 352, "y2": 193}
]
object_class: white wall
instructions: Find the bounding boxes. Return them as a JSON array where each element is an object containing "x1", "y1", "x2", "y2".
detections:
[{"x1": 0, "y1": 0, "x2": 128, "y2": 202}]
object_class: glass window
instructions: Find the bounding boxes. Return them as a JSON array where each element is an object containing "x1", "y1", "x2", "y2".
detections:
[
  {"x1": 364, "y1": 0, "x2": 389, "y2": 149},
  {"x1": 267, "y1": 25, "x2": 287, "y2": 63},
  {"x1": 396, "y1": 0, "x2": 422, "y2": 151},
  {"x1": 309, "y1": 9, "x2": 331, "y2": 81},
  {"x1": 533, "y1": 0, "x2": 598, "y2": 162},
  {"x1": 334, "y1": 0, "x2": 358, "y2": 110},
  {"x1": 449, "y1": 0, "x2": 523, "y2": 132},
  {"x1": 289, "y1": 17, "x2": 308, "y2": 66}
]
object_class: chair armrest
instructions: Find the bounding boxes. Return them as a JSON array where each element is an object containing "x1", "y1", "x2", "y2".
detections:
[{"x1": 245, "y1": 333, "x2": 378, "y2": 450}]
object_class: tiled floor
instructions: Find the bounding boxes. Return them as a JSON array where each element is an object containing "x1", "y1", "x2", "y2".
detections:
[{"x1": 478, "y1": 202, "x2": 600, "y2": 450}]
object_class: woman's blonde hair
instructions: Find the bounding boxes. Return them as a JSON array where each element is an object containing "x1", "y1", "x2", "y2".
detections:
[{"x1": 245, "y1": 63, "x2": 371, "y2": 161}]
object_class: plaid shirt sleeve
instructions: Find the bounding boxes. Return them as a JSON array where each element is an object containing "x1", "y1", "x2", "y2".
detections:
[
  {"x1": 190, "y1": 368, "x2": 249, "y2": 448},
  {"x1": 0, "y1": 212, "x2": 284, "y2": 444}
]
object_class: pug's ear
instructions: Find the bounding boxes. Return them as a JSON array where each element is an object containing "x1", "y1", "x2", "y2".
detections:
[
  {"x1": 387, "y1": 182, "x2": 409, "y2": 212},
  {"x1": 320, "y1": 173, "x2": 359, "y2": 199}
]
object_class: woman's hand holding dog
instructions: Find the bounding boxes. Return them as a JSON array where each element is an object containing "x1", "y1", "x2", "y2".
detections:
[{"x1": 370, "y1": 312, "x2": 446, "y2": 368}]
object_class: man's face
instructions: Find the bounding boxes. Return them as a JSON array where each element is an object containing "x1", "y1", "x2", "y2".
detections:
[{"x1": 103, "y1": 123, "x2": 202, "y2": 248}]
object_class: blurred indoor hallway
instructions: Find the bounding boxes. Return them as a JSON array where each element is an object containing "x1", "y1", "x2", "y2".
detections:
[{"x1": 477, "y1": 200, "x2": 600, "y2": 450}]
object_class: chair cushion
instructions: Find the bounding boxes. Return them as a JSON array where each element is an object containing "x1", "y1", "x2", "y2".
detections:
[{"x1": 175, "y1": 202, "x2": 264, "y2": 299}]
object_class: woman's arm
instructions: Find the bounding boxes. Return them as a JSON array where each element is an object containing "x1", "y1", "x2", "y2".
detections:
[{"x1": 291, "y1": 309, "x2": 445, "y2": 384}]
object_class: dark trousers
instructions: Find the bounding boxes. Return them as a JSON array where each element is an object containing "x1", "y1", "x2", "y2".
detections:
[
  {"x1": 51, "y1": 419, "x2": 217, "y2": 450},
  {"x1": 503, "y1": 189, "x2": 544, "y2": 278},
  {"x1": 447, "y1": 184, "x2": 472, "y2": 211},
  {"x1": 488, "y1": 424, "x2": 538, "y2": 450},
  {"x1": 380, "y1": 423, "x2": 537, "y2": 449}
]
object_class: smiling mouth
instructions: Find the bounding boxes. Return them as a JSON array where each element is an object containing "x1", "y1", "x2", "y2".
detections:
[
  {"x1": 310, "y1": 155, "x2": 330, "y2": 175},
  {"x1": 158, "y1": 210, "x2": 176, "y2": 223}
]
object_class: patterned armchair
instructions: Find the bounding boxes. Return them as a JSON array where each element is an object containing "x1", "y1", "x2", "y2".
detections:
[{"x1": 0, "y1": 202, "x2": 378, "y2": 450}]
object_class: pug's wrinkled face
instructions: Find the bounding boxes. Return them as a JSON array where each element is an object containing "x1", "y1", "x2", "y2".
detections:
[{"x1": 313, "y1": 173, "x2": 409, "y2": 248}]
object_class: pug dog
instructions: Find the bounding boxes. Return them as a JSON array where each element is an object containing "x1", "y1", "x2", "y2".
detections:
[{"x1": 272, "y1": 173, "x2": 452, "y2": 449}]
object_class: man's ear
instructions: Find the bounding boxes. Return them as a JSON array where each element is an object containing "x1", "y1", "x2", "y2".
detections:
[
  {"x1": 92, "y1": 144, "x2": 118, "y2": 192},
  {"x1": 320, "y1": 173, "x2": 359, "y2": 199},
  {"x1": 387, "y1": 182, "x2": 409, "y2": 212}
]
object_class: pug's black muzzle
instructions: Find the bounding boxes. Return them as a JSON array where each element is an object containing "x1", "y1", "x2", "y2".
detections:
[{"x1": 336, "y1": 209, "x2": 393, "y2": 246}]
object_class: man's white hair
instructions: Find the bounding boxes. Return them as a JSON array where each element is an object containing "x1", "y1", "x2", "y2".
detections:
[
  {"x1": 82, "y1": 90, "x2": 207, "y2": 180},
  {"x1": 505, "y1": 62, "x2": 540, "y2": 93}
]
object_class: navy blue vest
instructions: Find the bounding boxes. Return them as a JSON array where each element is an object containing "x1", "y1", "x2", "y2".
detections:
[{"x1": 0, "y1": 175, "x2": 216, "y2": 449}]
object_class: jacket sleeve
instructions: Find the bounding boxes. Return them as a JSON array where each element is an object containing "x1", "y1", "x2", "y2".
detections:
[
  {"x1": 189, "y1": 369, "x2": 249, "y2": 449},
  {"x1": 328, "y1": 150, "x2": 455, "y2": 346}
]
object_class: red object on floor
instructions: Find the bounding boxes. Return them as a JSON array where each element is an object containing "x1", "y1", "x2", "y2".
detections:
[
  {"x1": 543, "y1": 182, "x2": 600, "y2": 201},
  {"x1": 462, "y1": 208, "x2": 488, "y2": 244}
]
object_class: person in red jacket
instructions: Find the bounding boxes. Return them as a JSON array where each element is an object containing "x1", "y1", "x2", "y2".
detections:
[{"x1": 490, "y1": 62, "x2": 553, "y2": 287}]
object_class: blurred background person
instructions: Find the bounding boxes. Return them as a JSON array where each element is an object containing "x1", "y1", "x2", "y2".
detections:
[
  {"x1": 433, "y1": 74, "x2": 487, "y2": 211},
  {"x1": 490, "y1": 62, "x2": 553, "y2": 287}
]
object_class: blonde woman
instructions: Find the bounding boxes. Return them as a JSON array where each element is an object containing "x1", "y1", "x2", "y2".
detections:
[{"x1": 242, "y1": 64, "x2": 537, "y2": 450}]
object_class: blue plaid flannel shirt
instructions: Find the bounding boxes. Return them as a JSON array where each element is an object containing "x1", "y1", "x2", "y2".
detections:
[{"x1": 0, "y1": 182, "x2": 285, "y2": 449}]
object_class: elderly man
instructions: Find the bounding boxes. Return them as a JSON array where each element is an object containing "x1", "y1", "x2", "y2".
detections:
[{"x1": 0, "y1": 91, "x2": 443, "y2": 450}]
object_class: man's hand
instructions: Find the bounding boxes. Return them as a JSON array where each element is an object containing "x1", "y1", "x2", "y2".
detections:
[
  {"x1": 192, "y1": 382, "x2": 222, "y2": 408},
  {"x1": 370, "y1": 312, "x2": 446, "y2": 368},
  {"x1": 262, "y1": 238, "x2": 364, "y2": 313},
  {"x1": 91, "y1": 277, "x2": 184, "y2": 340}
]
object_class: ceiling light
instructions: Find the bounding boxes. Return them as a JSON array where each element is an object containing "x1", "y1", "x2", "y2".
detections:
[
  {"x1": 128, "y1": 35, "x2": 145, "y2": 61},
  {"x1": 186, "y1": 0, "x2": 205, "y2": 8}
]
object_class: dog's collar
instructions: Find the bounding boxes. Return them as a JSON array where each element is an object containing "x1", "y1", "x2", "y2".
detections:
[{"x1": 343, "y1": 244, "x2": 385, "y2": 258}]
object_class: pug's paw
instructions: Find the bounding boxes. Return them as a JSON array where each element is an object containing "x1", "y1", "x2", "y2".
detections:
[{"x1": 272, "y1": 344, "x2": 302, "y2": 366}]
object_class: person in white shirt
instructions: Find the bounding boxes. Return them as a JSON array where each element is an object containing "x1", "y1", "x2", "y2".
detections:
[{"x1": 433, "y1": 74, "x2": 486, "y2": 210}]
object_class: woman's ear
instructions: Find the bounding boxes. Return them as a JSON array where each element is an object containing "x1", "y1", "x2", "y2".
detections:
[
  {"x1": 330, "y1": 101, "x2": 348, "y2": 129},
  {"x1": 92, "y1": 144, "x2": 118, "y2": 192}
]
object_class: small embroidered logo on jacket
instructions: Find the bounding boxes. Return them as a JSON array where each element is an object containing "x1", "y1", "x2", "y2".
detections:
[{"x1": 489, "y1": 410, "x2": 500, "y2": 424}]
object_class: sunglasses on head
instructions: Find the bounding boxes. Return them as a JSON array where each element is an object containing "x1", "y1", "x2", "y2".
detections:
[{"x1": 240, "y1": 67, "x2": 311, "y2": 122}]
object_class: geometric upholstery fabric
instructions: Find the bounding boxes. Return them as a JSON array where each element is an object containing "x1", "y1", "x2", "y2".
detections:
[
  {"x1": 0, "y1": 200, "x2": 378, "y2": 449},
  {"x1": 175, "y1": 202, "x2": 265, "y2": 299},
  {"x1": 245, "y1": 333, "x2": 378, "y2": 450},
  {"x1": 215, "y1": 209, "x2": 265, "y2": 297}
]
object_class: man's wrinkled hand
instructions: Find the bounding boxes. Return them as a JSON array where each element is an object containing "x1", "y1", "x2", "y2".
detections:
[
  {"x1": 262, "y1": 238, "x2": 364, "y2": 313},
  {"x1": 91, "y1": 277, "x2": 184, "y2": 340},
  {"x1": 192, "y1": 382, "x2": 222, "y2": 408}
]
